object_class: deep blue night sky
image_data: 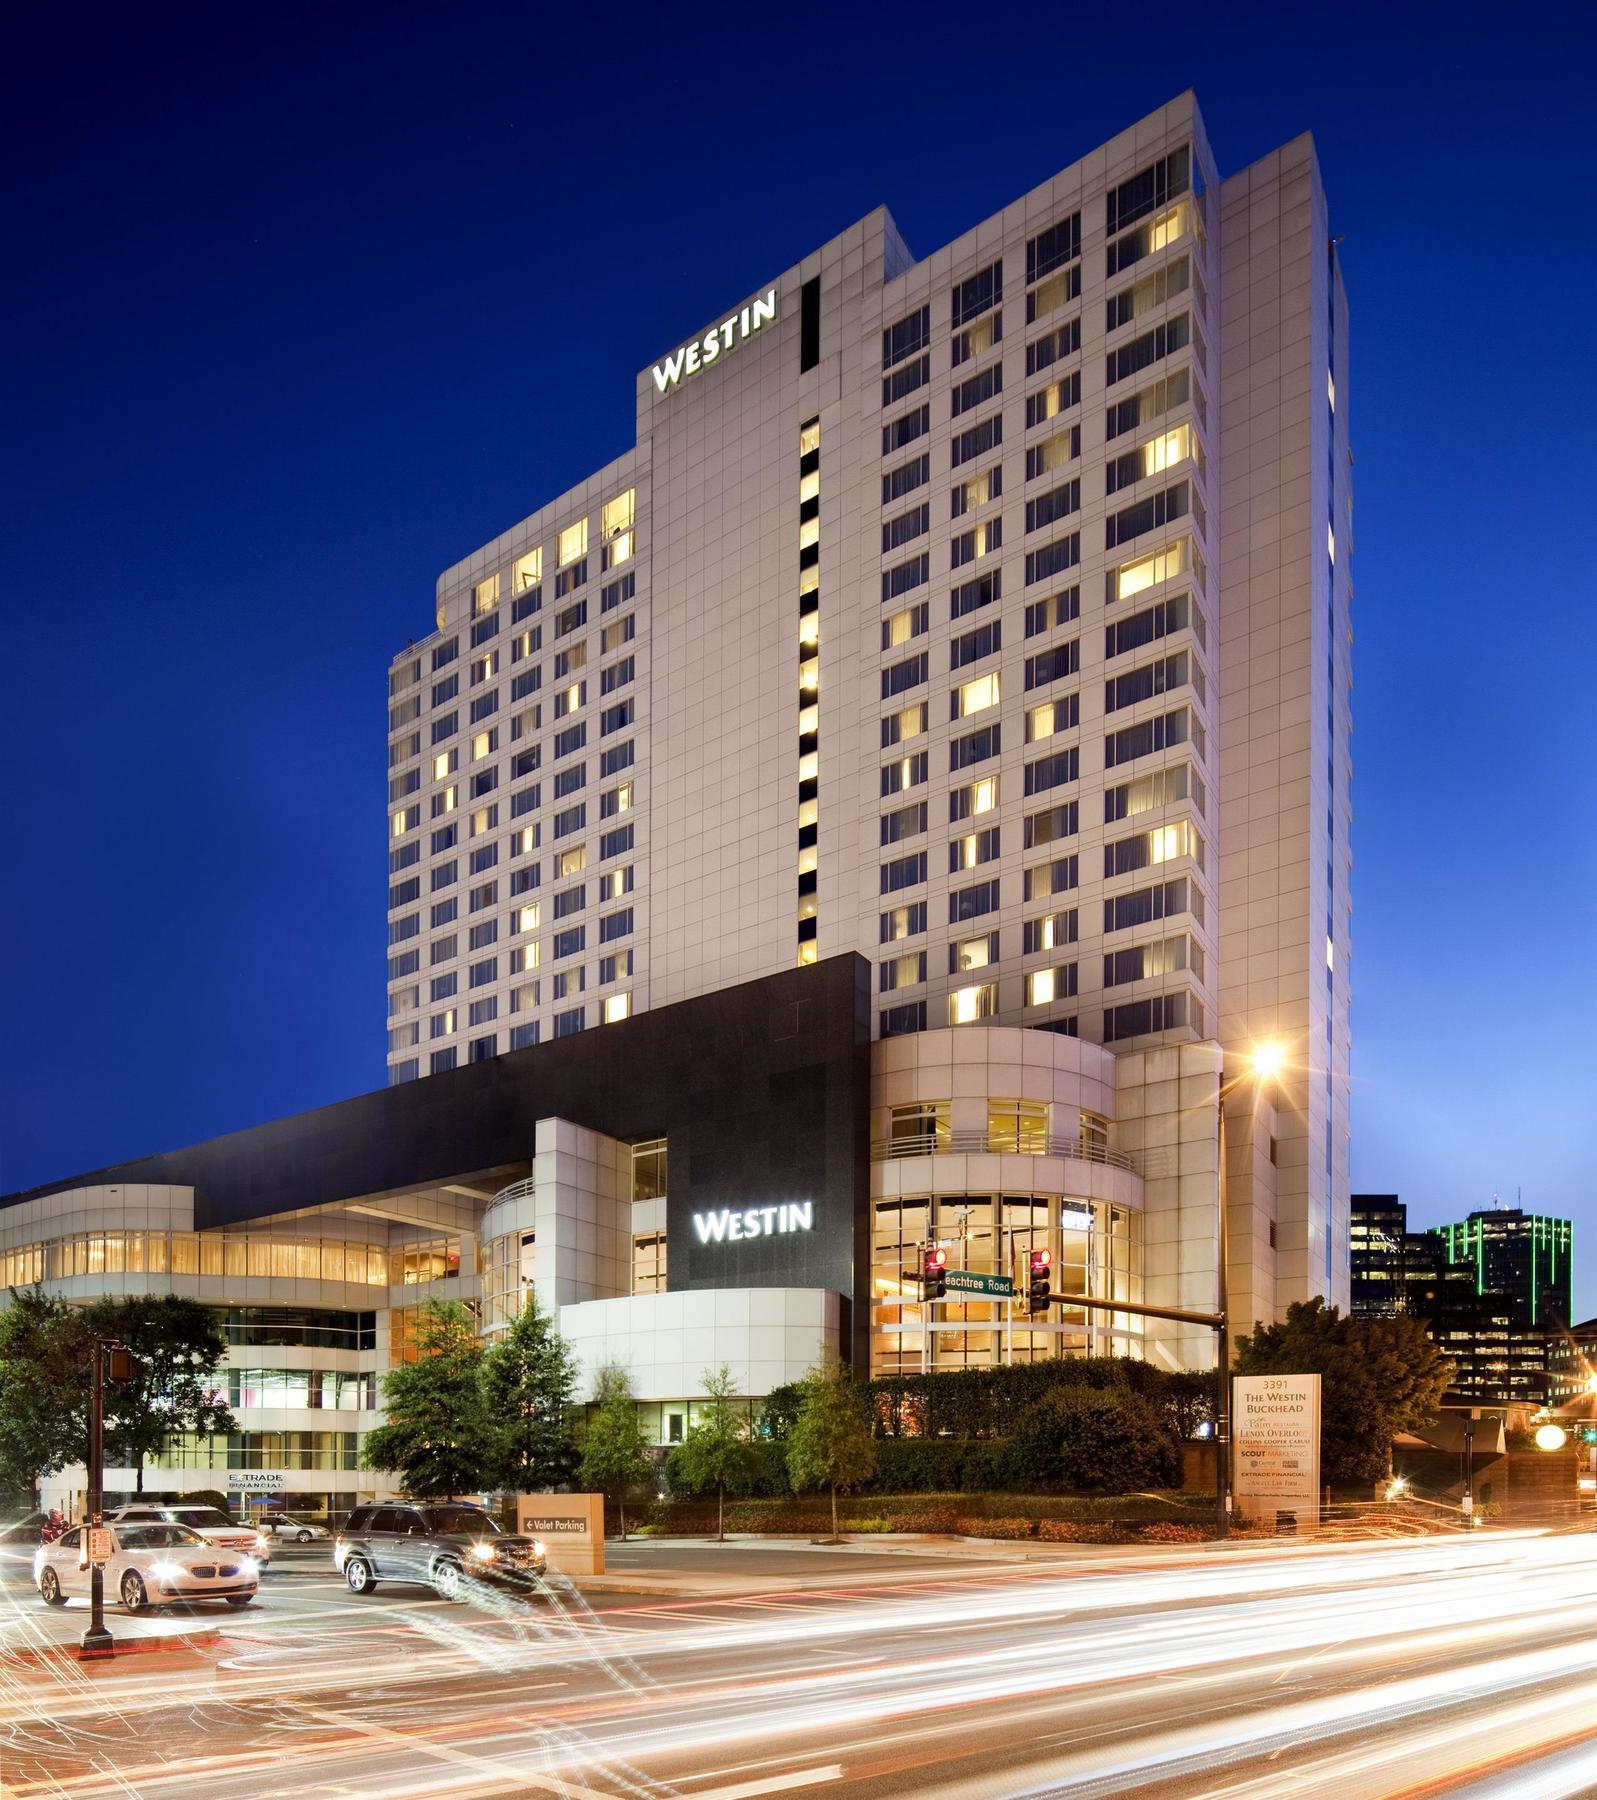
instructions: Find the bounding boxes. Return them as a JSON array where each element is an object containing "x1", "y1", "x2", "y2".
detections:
[{"x1": 4, "y1": 4, "x2": 1594, "y2": 1308}]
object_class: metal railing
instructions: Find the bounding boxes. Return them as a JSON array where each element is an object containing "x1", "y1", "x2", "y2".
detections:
[
  {"x1": 488, "y1": 1177, "x2": 538, "y2": 1209},
  {"x1": 870, "y1": 1131, "x2": 1137, "y2": 1172}
]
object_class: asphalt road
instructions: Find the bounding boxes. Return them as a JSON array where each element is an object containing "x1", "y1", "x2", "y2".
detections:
[{"x1": 4, "y1": 1528, "x2": 1597, "y2": 1798}]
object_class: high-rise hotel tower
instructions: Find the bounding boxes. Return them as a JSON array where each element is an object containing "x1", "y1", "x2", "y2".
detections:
[{"x1": 384, "y1": 92, "x2": 1353, "y2": 1356}]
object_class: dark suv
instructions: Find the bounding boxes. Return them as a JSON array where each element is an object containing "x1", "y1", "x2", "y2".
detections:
[{"x1": 335, "y1": 1502, "x2": 547, "y2": 1600}]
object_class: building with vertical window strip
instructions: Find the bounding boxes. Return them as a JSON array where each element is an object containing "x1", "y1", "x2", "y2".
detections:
[
  {"x1": 1351, "y1": 1195, "x2": 1574, "y2": 1405},
  {"x1": 7, "y1": 95, "x2": 1357, "y2": 1517},
  {"x1": 384, "y1": 91, "x2": 1353, "y2": 1372}
]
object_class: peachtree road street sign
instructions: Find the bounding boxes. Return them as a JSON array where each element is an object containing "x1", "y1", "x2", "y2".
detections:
[{"x1": 944, "y1": 1270, "x2": 1014, "y2": 1298}]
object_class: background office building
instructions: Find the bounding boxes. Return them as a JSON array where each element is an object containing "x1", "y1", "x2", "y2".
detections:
[
  {"x1": 5, "y1": 94, "x2": 1354, "y2": 1511},
  {"x1": 1351, "y1": 1194, "x2": 1574, "y2": 1405},
  {"x1": 384, "y1": 90, "x2": 1353, "y2": 1371}
]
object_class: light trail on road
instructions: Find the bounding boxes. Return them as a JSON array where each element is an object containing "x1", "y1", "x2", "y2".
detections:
[{"x1": 2, "y1": 1528, "x2": 1595, "y2": 1798}]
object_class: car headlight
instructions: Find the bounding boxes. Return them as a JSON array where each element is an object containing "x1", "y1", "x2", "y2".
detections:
[
  {"x1": 469, "y1": 1541, "x2": 496, "y2": 1563},
  {"x1": 253, "y1": 1535, "x2": 269, "y2": 1552},
  {"x1": 239, "y1": 1556, "x2": 258, "y2": 1577},
  {"x1": 531, "y1": 1540, "x2": 546, "y2": 1558},
  {"x1": 149, "y1": 1561, "x2": 183, "y2": 1580}
]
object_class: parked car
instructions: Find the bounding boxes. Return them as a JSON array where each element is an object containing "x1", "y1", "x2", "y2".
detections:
[
  {"x1": 253, "y1": 1514, "x2": 329, "y2": 1542},
  {"x1": 106, "y1": 1504, "x2": 271, "y2": 1568},
  {"x1": 0, "y1": 1513, "x2": 52, "y2": 1548},
  {"x1": 35, "y1": 1523, "x2": 258, "y2": 1612},
  {"x1": 334, "y1": 1502, "x2": 546, "y2": 1600}
]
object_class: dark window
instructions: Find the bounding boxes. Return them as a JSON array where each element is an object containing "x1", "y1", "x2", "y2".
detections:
[
  {"x1": 1025, "y1": 535, "x2": 1080, "y2": 586},
  {"x1": 950, "y1": 724, "x2": 1000, "y2": 771},
  {"x1": 1025, "y1": 318, "x2": 1081, "y2": 377},
  {"x1": 800, "y1": 275, "x2": 821, "y2": 372},
  {"x1": 951, "y1": 365, "x2": 1001, "y2": 417},
  {"x1": 600, "y1": 572, "x2": 635, "y2": 614},
  {"x1": 881, "y1": 653, "x2": 929, "y2": 698},
  {"x1": 1027, "y1": 214, "x2": 1082, "y2": 284},
  {"x1": 1025, "y1": 480, "x2": 1080, "y2": 533},
  {"x1": 1103, "y1": 991, "x2": 1190, "y2": 1043},
  {"x1": 950, "y1": 572, "x2": 1000, "y2": 619},
  {"x1": 1024, "y1": 801, "x2": 1078, "y2": 848},
  {"x1": 1105, "y1": 148, "x2": 1191, "y2": 236},
  {"x1": 883, "y1": 305, "x2": 931, "y2": 370},
  {"x1": 1025, "y1": 748, "x2": 1079, "y2": 795},
  {"x1": 949, "y1": 878, "x2": 1000, "y2": 922},
  {"x1": 1105, "y1": 481, "x2": 1189, "y2": 550},
  {"x1": 882, "y1": 504, "x2": 929, "y2": 553},
  {"x1": 881, "y1": 852, "x2": 927, "y2": 894},
  {"x1": 1104, "y1": 707, "x2": 1190, "y2": 768},
  {"x1": 951, "y1": 262, "x2": 1003, "y2": 328},
  {"x1": 881, "y1": 555, "x2": 929, "y2": 603},
  {"x1": 554, "y1": 724, "x2": 585, "y2": 759},
  {"x1": 882, "y1": 405, "x2": 930, "y2": 456},
  {"x1": 1106, "y1": 651, "x2": 1190, "y2": 714},
  {"x1": 882, "y1": 454, "x2": 931, "y2": 504},
  {"x1": 881, "y1": 802, "x2": 928, "y2": 845},
  {"x1": 883, "y1": 354, "x2": 930, "y2": 407},
  {"x1": 1024, "y1": 855, "x2": 1078, "y2": 900},
  {"x1": 880, "y1": 1001, "x2": 927, "y2": 1038},
  {"x1": 1104, "y1": 878, "x2": 1189, "y2": 933},
  {"x1": 950, "y1": 621, "x2": 1001, "y2": 670},
  {"x1": 600, "y1": 699, "x2": 634, "y2": 736},
  {"x1": 951, "y1": 417, "x2": 1002, "y2": 468},
  {"x1": 1025, "y1": 641, "x2": 1080, "y2": 690},
  {"x1": 1106, "y1": 317, "x2": 1190, "y2": 387}
]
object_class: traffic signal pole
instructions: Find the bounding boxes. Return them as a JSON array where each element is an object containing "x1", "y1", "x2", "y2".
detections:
[{"x1": 82, "y1": 1341, "x2": 112, "y2": 1656}]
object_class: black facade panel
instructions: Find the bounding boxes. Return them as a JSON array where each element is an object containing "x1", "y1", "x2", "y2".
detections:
[{"x1": 5, "y1": 957, "x2": 873, "y2": 1358}]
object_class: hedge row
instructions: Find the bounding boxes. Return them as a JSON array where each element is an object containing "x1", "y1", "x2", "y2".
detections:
[
  {"x1": 666, "y1": 1382, "x2": 1191, "y2": 1499},
  {"x1": 631, "y1": 1491, "x2": 1224, "y2": 1543}
]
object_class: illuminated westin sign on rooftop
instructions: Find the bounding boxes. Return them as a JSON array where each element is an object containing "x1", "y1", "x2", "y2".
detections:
[
  {"x1": 652, "y1": 288, "x2": 778, "y2": 395},
  {"x1": 692, "y1": 1201, "x2": 813, "y2": 1244}
]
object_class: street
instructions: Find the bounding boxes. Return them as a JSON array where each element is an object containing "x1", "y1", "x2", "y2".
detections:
[{"x1": 4, "y1": 1528, "x2": 1597, "y2": 1797}]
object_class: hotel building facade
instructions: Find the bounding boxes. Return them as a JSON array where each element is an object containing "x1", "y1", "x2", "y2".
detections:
[{"x1": 6, "y1": 93, "x2": 1353, "y2": 1515}]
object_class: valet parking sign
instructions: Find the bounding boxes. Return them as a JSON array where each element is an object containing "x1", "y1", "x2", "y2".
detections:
[{"x1": 1233, "y1": 1373, "x2": 1322, "y2": 1532}]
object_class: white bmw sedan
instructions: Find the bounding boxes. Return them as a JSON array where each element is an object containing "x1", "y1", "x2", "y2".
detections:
[{"x1": 35, "y1": 1523, "x2": 259, "y2": 1612}]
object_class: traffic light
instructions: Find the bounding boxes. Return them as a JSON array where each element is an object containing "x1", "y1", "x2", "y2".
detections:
[
  {"x1": 1581, "y1": 1426, "x2": 1597, "y2": 1446},
  {"x1": 923, "y1": 1245, "x2": 948, "y2": 1301},
  {"x1": 1028, "y1": 1248, "x2": 1052, "y2": 1314}
]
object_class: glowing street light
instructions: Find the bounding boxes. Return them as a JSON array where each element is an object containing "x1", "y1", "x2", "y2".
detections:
[
  {"x1": 1250, "y1": 1042, "x2": 1286, "y2": 1081},
  {"x1": 1535, "y1": 1424, "x2": 1568, "y2": 1452}
]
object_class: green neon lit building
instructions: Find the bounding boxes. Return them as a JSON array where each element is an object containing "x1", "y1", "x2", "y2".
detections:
[{"x1": 1351, "y1": 1198, "x2": 1573, "y2": 1406}]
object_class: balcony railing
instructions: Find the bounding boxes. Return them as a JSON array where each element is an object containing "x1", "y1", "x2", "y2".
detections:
[{"x1": 870, "y1": 1131, "x2": 1137, "y2": 1172}]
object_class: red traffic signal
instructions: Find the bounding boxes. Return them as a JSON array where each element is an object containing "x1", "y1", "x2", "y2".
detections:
[
  {"x1": 923, "y1": 1245, "x2": 948, "y2": 1300},
  {"x1": 1028, "y1": 1246, "x2": 1052, "y2": 1314}
]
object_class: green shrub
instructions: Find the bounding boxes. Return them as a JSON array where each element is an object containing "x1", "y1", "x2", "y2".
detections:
[{"x1": 1004, "y1": 1386, "x2": 1182, "y2": 1493}]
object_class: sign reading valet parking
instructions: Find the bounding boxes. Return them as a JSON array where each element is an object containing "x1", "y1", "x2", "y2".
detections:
[{"x1": 651, "y1": 288, "x2": 778, "y2": 395}]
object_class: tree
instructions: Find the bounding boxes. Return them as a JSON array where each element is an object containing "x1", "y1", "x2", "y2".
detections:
[
  {"x1": 0, "y1": 1287, "x2": 92, "y2": 1504},
  {"x1": 481, "y1": 1295, "x2": 579, "y2": 1494},
  {"x1": 578, "y1": 1364, "x2": 655, "y2": 1539},
  {"x1": 670, "y1": 1365, "x2": 762, "y2": 1541},
  {"x1": 1232, "y1": 1297, "x2": 1454, "y2": 1485},
  {"x1": 0, "y1": 1291, "x2": 237, "y2": 1502},
  {"x1": 785, "y1": 1353, "x2": 877, "y2": 1542},
  {"x1": 361, "y1": 1301, "x2": 491, "y2": 1498},
  {"x1": 82, "y1": 1296, "x2": 237, "y2": 1494}
]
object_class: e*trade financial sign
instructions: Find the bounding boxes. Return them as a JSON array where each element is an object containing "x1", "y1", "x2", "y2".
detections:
[{"x1": 652, "y1": 288, "x2": 778, "y2": 395}]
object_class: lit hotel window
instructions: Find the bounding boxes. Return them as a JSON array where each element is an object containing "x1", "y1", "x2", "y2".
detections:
[
  {"x1": 601, "y1": 490, "x2": 634, "y2": 540},
  {"x1": 558, "y1": 520, "x2": 588, "y2": 567},
  {"x1": 956, "y1": 672, "x2": 1000, "y2": 717},
  {"x1": 474, "y1": 574, "x2": 500, "y2": 616},
  {"x1": 949, "y1": 982, "x2": 997, "y2": 1025},
  {"x1": 513, "y1": 547, "x2": 542, "y2": 592},
  {"x1": 602, "y1": 992, "x2": 630, "y2": 1024}
]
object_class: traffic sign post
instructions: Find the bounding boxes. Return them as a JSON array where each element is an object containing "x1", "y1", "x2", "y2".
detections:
[{"x1": 942, "y1": 1269, "x2": 1013, "y2": 1299}]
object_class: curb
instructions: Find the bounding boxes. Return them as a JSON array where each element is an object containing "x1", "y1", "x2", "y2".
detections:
[{"x1": 6, "y1": 1628, "x2": 223, "y2": 1667}]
